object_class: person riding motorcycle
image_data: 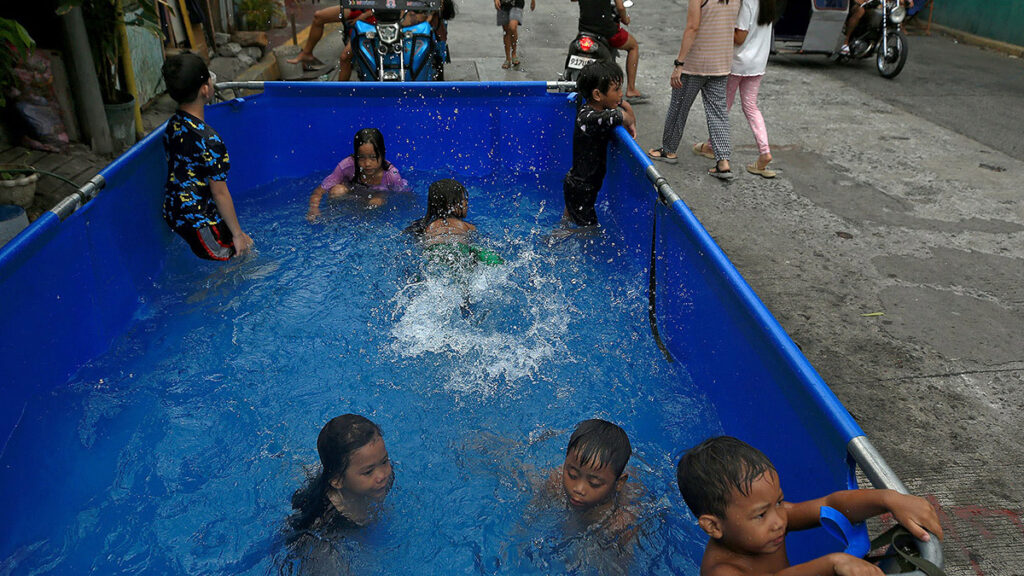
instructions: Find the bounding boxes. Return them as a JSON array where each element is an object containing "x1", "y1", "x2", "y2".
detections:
[{"x1": 840, "y1": 0, "x2": 912, "y2": 55}]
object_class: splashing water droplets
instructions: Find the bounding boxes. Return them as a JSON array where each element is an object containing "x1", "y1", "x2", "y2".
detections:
[{"x1": 388, "y1": 248, "x2": 570, "y2": 396}]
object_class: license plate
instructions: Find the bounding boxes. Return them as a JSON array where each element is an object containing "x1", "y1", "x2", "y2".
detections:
[{"x1": 567, "y1": 55, "x2": 596, "y2": 69}]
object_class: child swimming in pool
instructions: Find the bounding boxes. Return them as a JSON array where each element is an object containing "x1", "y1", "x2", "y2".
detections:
[
  {"x1": 541, "y1": 419, "x2": 640, "y2": 552},
  {"x1": 284, "y1": 414, "x2": 394, "y2": 573},
  {"x1": 288, "y1": 414, "x2": 394, "y2": 534},
  {"x1": 405, "y1": 178, "x2": 503, "y2": 265},
  {"x1": 677, "y1": 436, "x2": 943, "y2": 576},
  {"x1": 306, "y1": 128, "x2": 409, "y2": 221}
]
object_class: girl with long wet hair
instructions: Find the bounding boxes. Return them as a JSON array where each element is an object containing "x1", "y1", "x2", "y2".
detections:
[{"x1": 306, "y1": 128, "x2": 409, "y2": 220}]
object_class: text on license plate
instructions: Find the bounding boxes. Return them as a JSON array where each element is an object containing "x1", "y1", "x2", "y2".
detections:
[{"x1": 568, "y1": 55, "x2": 596, "y2": 69}]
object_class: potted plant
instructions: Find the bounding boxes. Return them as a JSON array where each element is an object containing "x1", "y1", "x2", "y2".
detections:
[
  {"x1": 0, "y1": 17, "x2": 35, "y2": 108},
  {"x1": 0, "y1": 165, "x2": 40, "y2": 209},
  {"x1": 57, "y1": 0, "x2": 161, "y2": 149},
  {"x1": 236, "y1": 0, "x2": 285, "y2": 31},
  {"x1": 0, "y1": 20, "x2": 39, "y2": 209}
]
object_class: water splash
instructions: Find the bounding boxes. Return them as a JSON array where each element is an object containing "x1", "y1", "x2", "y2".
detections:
[{"x1": 388, "y1": 246, "x2": 572, "y2": 395}]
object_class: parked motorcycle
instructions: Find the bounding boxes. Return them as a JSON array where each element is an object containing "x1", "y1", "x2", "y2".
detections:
[
  {"x1": 344, "y1": 0, "x2": 447, "y2": 81},
  {"x1": 839, "y1": 0, "x2": 908, "y2": 78},
  {"x1": 561, "y1": 0, "x2": 632, "y2": 84},
  {"x1": 562, "y1": 32, "x2": 617, "y2": 84}
]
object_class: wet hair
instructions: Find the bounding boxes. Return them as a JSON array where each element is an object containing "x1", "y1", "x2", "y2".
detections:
[
  {"x1": 566, "y1": 419, "x2": 632, "y2": 477},
  {"x1": 404, "y1": 178, "x2": 468, "y2": 235},
  {"x1": 577, "y1": 60, "x2": 624, "y2": 103},
  {"x1": 676, "y1": 436, "x2": 776, "y2": 519},
  {"x1": 288, "y1": 414, "x2": 383, "y2": 532},
  {"x1": 757, "y1": 0, "x2": 777, "y2": 27},
  {"x1": 162, "y1": 52, "x2": 210, "y2": 104},
  {"x1": 352, "y1": 128, "x2": 391, "y2": 171},
  {"x1": 440, "y1": 0, "x2": 456, "y2": 21}
]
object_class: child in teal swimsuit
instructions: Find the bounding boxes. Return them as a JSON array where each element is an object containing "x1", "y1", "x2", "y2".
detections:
[{"x1": 405, "y1": 179, "x2": 503, "y2": 265}]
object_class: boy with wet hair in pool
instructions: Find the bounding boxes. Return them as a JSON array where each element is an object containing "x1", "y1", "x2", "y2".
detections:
[
  {"x1": 161, "y1": 53, "x2": 253, "y2": 261},
  {"x1": 562, "y1": 60, "x2": 636, "y2": 228},
  {"x1": 677, "y1": 436, "x2": 943, "y2": 576},
  {"x1": 543, "y1": 419, "x2": 640, "y2": 552}
]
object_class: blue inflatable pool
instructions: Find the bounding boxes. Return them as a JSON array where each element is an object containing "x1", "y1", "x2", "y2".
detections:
[{"x1": 0, "y1": 82, "x2": 940, "y2": 574}]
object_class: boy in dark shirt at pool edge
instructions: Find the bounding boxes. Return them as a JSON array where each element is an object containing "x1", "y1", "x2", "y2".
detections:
[
  {"x1": 161, "y1": 53, "x2": 253, "y2": 260},
  {"x1": 563, "y1": 60, "x2": 636, "y2": 228}
]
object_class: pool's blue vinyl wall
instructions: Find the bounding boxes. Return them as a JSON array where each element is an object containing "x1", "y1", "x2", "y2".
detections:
[{"x1": 0, "y1": 82, "x2": 863, "y2": 562}]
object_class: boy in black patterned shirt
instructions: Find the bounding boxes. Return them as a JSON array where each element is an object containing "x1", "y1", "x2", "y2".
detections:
[
  {"x1": 563, "y1": 60, "x2": 636, "y2": 228},
  {"x1": 162, "y1": 53, "x2": 253, "y2": 260}
]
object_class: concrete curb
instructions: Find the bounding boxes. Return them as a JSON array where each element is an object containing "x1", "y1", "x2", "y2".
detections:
[
  {"x1": 237, "y1": 54, "x2": 281, "y2": 82},
  {"x1": 909, "y1": 20, "x2": 1024, "y2": 58}
]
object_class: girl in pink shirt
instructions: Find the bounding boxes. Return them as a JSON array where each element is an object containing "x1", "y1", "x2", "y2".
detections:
[{"x1": 306, "y1": 128, "x2": 409, "y2": 221}]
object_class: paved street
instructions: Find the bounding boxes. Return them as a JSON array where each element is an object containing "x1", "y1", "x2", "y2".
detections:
[{"x1": 441, "y1": 1, "x2": 1024, "y2": 574}]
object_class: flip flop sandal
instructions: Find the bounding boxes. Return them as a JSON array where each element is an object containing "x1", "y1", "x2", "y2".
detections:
[
  {"x1": 708, "y1": 167, "x2": 735, "y2": 181},
  {"x1": 512, "y1": 58, "x2": 521, "y2": 67},
  {"x1": 647, "y1": 148, "x2": 679, "y2": 164},
  {"x1": 501, "y1": 60, "x2": 512, "y2": 69},
  {"x1": 746, "y1": 164, "x2": 777, "y2": 179},
  {"x1": 625, "y1": 93, "x2": 649, "y2": 104},
  {"x1": 300, "y1": 57, "x2": 326, "y2": 72},
  {"x1": 692, "y1": 142, "x2": 715, "y2": 159}
]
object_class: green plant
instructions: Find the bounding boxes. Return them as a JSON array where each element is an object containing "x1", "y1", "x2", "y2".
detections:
[
  {"x1": 237, "y1": 0, "x2": 283, "y2": 31},
  {"x1": 0, "y1": 17, "x2": 36, "y2": 108}
]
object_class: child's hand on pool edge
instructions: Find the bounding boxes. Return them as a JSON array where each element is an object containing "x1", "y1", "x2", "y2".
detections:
[
  {"x1": 884, "y1": 491, "x2": 943, "y2": 542},
  {"x1": 619, "y1": 100, "x2": 636, "y2": 139}
]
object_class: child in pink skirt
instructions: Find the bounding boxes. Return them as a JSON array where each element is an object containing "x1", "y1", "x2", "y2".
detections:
[{"x1": 696, "y1": 0, "x2": 777, "y2": 178}]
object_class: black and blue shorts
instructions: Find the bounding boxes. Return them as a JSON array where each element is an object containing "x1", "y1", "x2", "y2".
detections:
[{"x1": 176, "y1": 221, "x2": 235, "y2": 261}]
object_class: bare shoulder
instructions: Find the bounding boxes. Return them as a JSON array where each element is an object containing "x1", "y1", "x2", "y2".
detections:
[
  {"x1": 704, "y1": 562, "x2": 749, "y2": 576},
  {"x1": 605, "y1": 506, "x2": 638, "y2": 545},
  {"x1": 702, "y1": 544, "x2": 753, "y2": 576},
  {"x1": 423, "y1": 218, "x2": 475, "y2": 241},
  {"x1": 544, "y1": 467, "x2": 562, "y2": 492}
]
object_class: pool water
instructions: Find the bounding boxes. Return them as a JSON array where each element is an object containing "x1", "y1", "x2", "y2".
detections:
[{"x1": 0, "y1": 170, "x2": 719, "y2": 575}]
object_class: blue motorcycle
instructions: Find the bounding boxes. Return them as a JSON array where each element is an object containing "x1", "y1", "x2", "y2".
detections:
[{"x1": 343, "y1": 0, "x2": 450, "y2": 81}]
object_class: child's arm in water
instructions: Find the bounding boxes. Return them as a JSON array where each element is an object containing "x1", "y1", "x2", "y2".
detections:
[
  {"x1": 307, "y1": 186, "x2": 326, "y2": 221},
  {"x1": 308, "y1": 158, "x2": 357, "y2": 220},
  {"x1": 785, "y1": 489, "x2": 942, "y2": 541},
  {"x1": 740, "y1": 553, "x2": 890, "y2": 576},
  {"x1": 210, "y1": 180, "x2": 254, "y2": 255}
]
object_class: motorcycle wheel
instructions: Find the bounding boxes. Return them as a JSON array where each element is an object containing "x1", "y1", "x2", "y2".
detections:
[{"x1": 876, "y1": 29, "x2": 908, "y2": 79}]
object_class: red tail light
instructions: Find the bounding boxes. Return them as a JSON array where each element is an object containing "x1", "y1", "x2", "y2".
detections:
[{"x1": 578, "y1": 36, "x2": 596, "y2": 52}]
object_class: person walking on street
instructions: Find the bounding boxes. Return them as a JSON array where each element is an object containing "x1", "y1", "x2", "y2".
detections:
[
  {"x1": 648, "y1": 0, "x2": 740, "y2": 180},
  {"x1": 496, "y1": 0, "x2": 536, "y2": 69},
  {"x1": 696, "y1": 0, "x2": 777, "y2": 178}
]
